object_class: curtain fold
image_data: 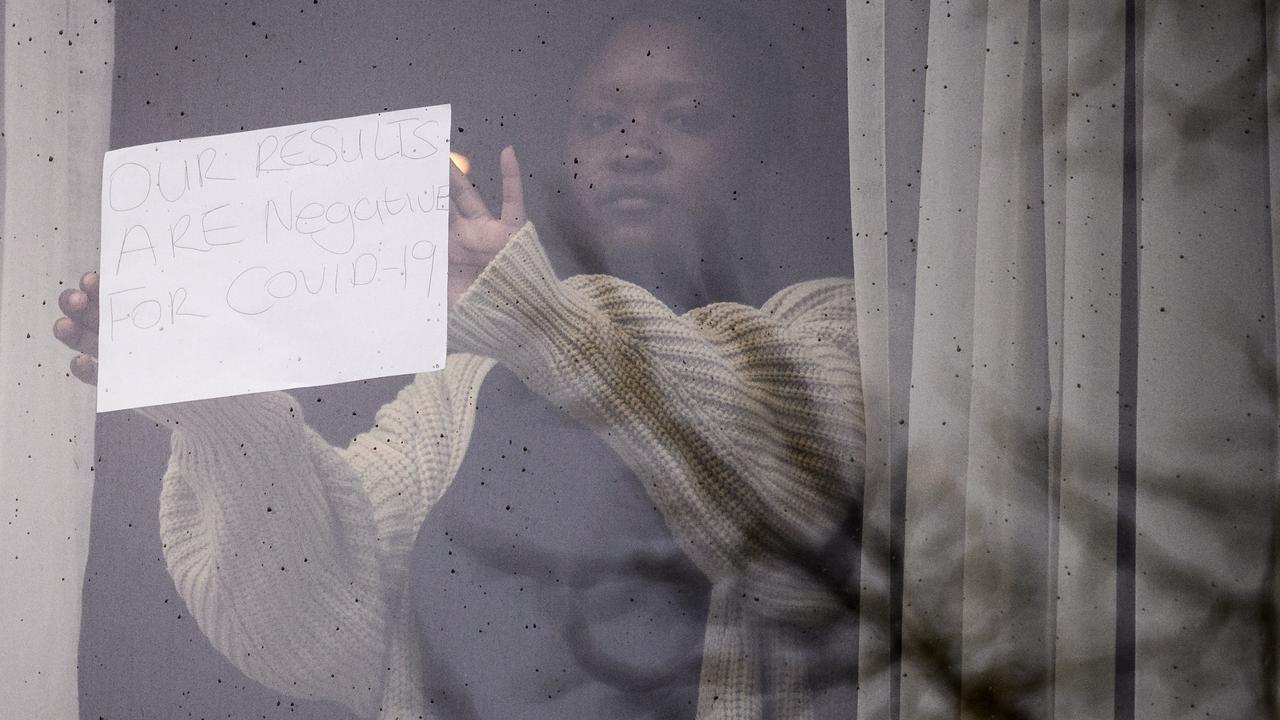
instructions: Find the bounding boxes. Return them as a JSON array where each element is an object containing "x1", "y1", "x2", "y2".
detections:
[
  {"x1": 0, "y1": 2, "x2": 114, "y2": 718},
  {"x1": 1050, "y1": 2, "x2": 1126, "y2": 718},
  {"x1": 898, "y1": 1, "x2": 987, "y2": 717},
  {"x1": 958, "y1": 0, "x2": 1052, "y2": 714},
  {"x1": 848, "y1": 1, "x2": 893, "y2": 718}
]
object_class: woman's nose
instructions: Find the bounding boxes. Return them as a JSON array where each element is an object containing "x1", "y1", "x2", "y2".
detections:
[{"x1": 608, "y1": 119, "x2": 665, "y2": 172}]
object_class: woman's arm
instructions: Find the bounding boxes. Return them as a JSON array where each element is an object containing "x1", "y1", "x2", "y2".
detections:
[
  {"x1": 144, "y1": 353, "x2": 493, "y2": 717},
  {"x1": 46, "y1": 148, "x2": 511, "y2": 719},
  {"x1": 448, "y1": 222, "x2": 863, "y2": 625}
]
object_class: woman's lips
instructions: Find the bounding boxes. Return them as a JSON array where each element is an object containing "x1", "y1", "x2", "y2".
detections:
[{"x1": 598, "y1": 187, "x2": 669, "y2": 218}]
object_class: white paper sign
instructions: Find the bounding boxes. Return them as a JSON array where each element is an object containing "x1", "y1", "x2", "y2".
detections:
[{"x1": 96, "y1": 105, "x2": 451, "y2": 412}]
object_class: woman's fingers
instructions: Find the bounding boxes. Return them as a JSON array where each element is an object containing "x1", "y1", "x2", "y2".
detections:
[
  {"x1": 78, "y1": 329, "x2": 99, "y2": 356},
  {"x1": 79, "y1": 272, "x2": 100, "y2": 328},
  {"x1": 70, "y1": 353, "x2": 98, "y2": 386},
  {"x1": 449, "y1": 160, "x2": 492, "y2": 220},
  {"x1": 53, "y1": 316, "x2": 83, "y2": 351},
  {"x1": 53, "y1": 316, "x2": 99, "y2": 356},
  {"x1": 498, "y1": 146, "x2": 525, "y2": 227},
  {"x1": 58, "y1": 287, "x2": 86, "y2": 317},
  {"x1": 58, "y1": 285, "x2": 99, "y2": 330},
  {"x1": 54, "y1": 272, "x2": 102, "y2": 385},
  {"x1": 80, "y1": 270, "x2": 99, "y2": 301},
  {"x1": 446, "y1": 147, "x2": 524, "y2": 286},
  {"x1": 79, "y1": 292, "x2": 99, "y2": 330},
  {"x1": 448, "y1": 205, "x2": 497, "y2": 263}
]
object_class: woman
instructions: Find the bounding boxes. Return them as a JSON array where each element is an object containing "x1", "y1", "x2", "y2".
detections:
[{"x1": 55, "y1": 4, "x2": 863, "y2": 718}]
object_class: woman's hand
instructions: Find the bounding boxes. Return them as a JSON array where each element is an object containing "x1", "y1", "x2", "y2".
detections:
[
  {"x1": 53, "y1": 271, "x2": 100, "y2": 386},
  {"x1": 448, "y1": 146, "x2": 525, "y2": 308}
]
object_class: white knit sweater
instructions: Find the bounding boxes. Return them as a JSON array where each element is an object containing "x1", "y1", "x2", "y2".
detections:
[{"x1": 142, "y1": 222, "x2": 864, "y2": 719}]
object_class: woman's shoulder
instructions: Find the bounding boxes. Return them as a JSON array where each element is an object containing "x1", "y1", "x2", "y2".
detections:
[
  {"x1": 682, "y1": 277, "x2": 856, "y2": 331},
  {"x1": 761, "y1": 277, "x2": 857, "y2": 324}
]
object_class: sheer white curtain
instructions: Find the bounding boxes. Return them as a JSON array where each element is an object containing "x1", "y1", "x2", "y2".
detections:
[
  {"x1": 850, "y1": 0, "x2": 1278, "y2": 717},
  {"x1": 0, "y1": 1, "x2": 113, "y2": 717}
]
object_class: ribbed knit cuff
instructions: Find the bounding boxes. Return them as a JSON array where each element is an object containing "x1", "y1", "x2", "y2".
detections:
[
  {"x1": 141, "y1": 388, "x2": 388, "y2": 715},
  {"x1": 447, "y1": 221, "x2": 597, "y2": 369},
  {"x1": 135, "y1": 389, "x2": 340, "y2": 550}
]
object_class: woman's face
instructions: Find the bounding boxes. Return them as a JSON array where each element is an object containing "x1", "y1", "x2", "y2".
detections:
[{"x1": 563, "y1": 20, "x2": 754, "y2": 253}]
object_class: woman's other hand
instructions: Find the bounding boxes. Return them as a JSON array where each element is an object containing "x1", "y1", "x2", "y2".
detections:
[
  {"x1": 448, "y1": 146, "x2": 525, "y2": 309},
  {"x1": 53, "y1": 271, "x2": 100, "y2": 386}
]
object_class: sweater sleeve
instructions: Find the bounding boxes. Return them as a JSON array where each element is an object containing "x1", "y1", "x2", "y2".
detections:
[
  {"x1": 141, "y1": 353, "x2": 494, "y2": 718},
  {"x1": 448, "y1": 222, "x2": 864, "y2": 624}
]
